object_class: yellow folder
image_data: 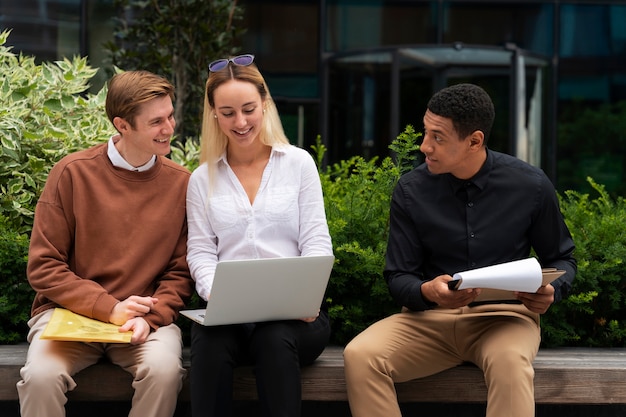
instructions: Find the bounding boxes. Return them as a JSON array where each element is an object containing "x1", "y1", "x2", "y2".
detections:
[{"x1": 40, "y1": 308, "x2": 132, "y2": 343}]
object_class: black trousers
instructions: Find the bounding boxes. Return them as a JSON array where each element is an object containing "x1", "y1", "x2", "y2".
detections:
[{"x1": 189, "y1": 310, "x2": 331, "y2": 417}]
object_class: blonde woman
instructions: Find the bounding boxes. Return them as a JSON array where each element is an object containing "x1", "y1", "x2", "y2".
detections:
[{"x1": 186, "y1": 55, "x2": 333, "y2": 417}]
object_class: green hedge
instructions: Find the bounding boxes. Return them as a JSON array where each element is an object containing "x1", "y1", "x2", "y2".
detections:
[
  {"x1": 0, "y1": 30, "x2": 111, "y2": 234},
  {"x1": 0, "y1": 216, "x2": 32, "y2": 343},
  {"x1": 541, "y1": 179, "x2": 626, "y2": 347},
  {"x1": 1, "y1": 31, "x2": 625, "y2": 347},
  {"x1": 314, "y1": 127, "x2": 421, "y2": 343}
]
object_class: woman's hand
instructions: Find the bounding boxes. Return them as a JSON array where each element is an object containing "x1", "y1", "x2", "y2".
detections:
[{"x1": 299, "y1": 309, "x2": 320, "y2": 323}]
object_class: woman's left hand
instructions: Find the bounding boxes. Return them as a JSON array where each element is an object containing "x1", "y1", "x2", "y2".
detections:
[{"x1": 299, "y1": 310, "x2": 320, "y2": 322}]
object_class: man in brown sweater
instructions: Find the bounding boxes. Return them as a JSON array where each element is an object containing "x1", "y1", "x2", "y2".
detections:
[{"x1": 17, "y1": 70, "x2": 193, "y2": 417}]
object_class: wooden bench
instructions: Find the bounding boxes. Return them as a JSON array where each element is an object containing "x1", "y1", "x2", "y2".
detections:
[{"x1": 2, "y1": 344, "x2": 626, "y2": 404}]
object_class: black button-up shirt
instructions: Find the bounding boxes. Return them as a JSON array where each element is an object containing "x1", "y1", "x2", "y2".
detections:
[{"x1": 384, "y1": 149, "x2": 576, "y2": 311}]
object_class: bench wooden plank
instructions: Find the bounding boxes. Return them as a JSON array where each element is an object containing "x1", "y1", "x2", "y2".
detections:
[
  {"x1": 2, "y1": 344, "x2": 626, "y2": 404},
  {"x1": 533, "y1": 348, "x2": 626, "y2": 404}
]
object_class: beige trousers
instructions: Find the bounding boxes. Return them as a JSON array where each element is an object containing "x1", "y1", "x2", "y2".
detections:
[
  {"x1": 344, "y1": 304, "x2": 540, "y2": 417},
  {"x1": 17, "y1": 309, "x2": 186, "y2": 417}
]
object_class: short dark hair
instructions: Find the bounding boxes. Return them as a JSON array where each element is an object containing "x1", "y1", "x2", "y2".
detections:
[{"x1": 427, "y1": 83, "x2": 495, "y2": 144}]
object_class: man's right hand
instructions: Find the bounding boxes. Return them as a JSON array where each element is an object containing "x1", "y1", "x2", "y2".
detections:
[
  {"x1": 109, "y1": 295, "x2": 158, "y2": 325},
  {"x1": 421, "y1": 275, "x2": 481, "y2": 308}
]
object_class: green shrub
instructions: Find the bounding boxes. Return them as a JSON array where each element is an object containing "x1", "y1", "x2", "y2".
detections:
[
  {"x1": 0, "y1": 216, "x2": 33, "y2": 343},
  {"x1": 541, "y1": 178, "x2": 626, "y2": 347},
  {"x1": 170, "y1": 137, "x2": 200, "y2": 172},
  {"x1": 557, "y1": 100, "x2": 626, "y2": 197},
  {"x1": 314, "y1": 126, "x2": 421, "y2": 344},
  {"x1": 0, "y1": 30, "x2": 113, "y2": 234},
  {"x1": 0, "y1": 30, "x2": 115, "y2": 343}
]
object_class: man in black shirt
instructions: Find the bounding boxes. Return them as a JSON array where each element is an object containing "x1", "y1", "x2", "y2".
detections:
[{"x1": 343, "y1": 83, "x2": 576, "y2": 417}]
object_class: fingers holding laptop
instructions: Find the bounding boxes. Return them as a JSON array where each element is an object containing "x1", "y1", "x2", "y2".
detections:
[
  {"x1": 299, "y1": 309, "x2": 320, "y2": 323},
  {"x1": 109, "y1": 295, "x2": 158, "y2": 325}
]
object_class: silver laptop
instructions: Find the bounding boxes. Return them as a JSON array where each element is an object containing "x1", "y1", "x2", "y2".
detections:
[{"x1": 180, "y1": 255, "x2": 335, "y2": 326}]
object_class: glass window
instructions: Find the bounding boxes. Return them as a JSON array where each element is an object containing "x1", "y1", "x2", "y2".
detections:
[
  {"x1": 443, "y1": 2, "x2": 554, "y2": 56},
  {"x1": 0, "y1": 0, "x2": 82, "y2": 61},
  {"x1": 559, "y1": 4, "x2": 626, "y2": 57},
  {"x1": 325, "y1": 46, "x2": 549, "y2": 166},
  {"x1": 0, "y1": 0, "x2": 114, "y2": 90},
  {"x1": 86, "y1": 0, "x2": 116, "y2": 90},
  {"x1": 240, "y1": 0, "x2": 321, "y2": 144},
  {"x1": 558, "y1": 5, "x2": 626, "y2": 104},
  {"x1": 559, "y1": 4, "x2": 626, "y2": 58},
  {"x1": 275, "y1": 99, "x2": 320, "y2": 151},
  {"x1": 556, "y1": 5, "x2": 626, "y2": 196},
  {"x1": 325, "y1": 0, "x2": 435, "y2": 52},
  {"x1": 326, "y1": 55, "x2": 393, "y2": 162},
  {"x1": 241, "y1": 0, "x2": 319, "y2": 74},
  {"x1": 560, "y1": 4, "x2": 612, "y2": 57},
  {"x1": 610, "y1": 6, "x2": 626, "y2": 56},
  {"x1": 559, "y1": 76, "x2": 611, "y2": 102}
]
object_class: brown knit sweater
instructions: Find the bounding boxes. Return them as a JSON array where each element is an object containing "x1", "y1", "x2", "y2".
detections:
[{"x1": 27, "y1": 143, "x2": 193, "y2": 329}]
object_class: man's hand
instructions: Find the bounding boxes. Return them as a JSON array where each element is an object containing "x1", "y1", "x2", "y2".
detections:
[
  {"x1": 516, "y1": 284, "x2": 555, "y2": 314},
  {"x1": 421, "y1": 275, "x2": 481, "y2": 308},
  {"x1": 119, "y1": 317, "x2": 151, "y2": 345},
  {"x1": 110, "y1": 295, "x2": 158, "y2": 325}
]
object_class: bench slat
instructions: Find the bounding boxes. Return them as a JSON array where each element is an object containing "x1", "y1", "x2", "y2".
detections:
[{"x1": 2, "y1": 344, "x2": 626, "y2": 404}]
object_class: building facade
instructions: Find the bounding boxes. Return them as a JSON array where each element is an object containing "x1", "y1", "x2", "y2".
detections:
[{"x1": 2, "y1": 0, "x2": 626, "y2": 193}]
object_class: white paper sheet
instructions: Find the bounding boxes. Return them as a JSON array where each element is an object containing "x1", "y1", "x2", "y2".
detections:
[{"x1": 452, "y1": 258, "x2": 542, "y2": 292}]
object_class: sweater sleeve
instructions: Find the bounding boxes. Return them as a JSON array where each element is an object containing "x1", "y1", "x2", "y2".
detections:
[
  {"x1": 143, "y1": 217, "x2": 193, "y2": 329},
  {"x1": 27, "y1": 162, "x2": 120, "y2": 321}
]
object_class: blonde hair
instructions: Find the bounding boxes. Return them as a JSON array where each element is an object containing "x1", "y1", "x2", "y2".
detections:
[
  {"x1": 200, "y1": 61, "x2": 289, "y2": 183},
  {"x1": 105, "y1": 70, "x2": 175, "y2": 129}
]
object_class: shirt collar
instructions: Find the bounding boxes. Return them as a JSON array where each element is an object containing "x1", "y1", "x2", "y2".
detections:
[
  {"x1": 107, "y1": 136, "x2": 156, "y2": 172},
  {"x1": 218, "y1": 144, "x2": 288, "y2": 166},
  {"x1": 446, "y1": 147, "x2": 493, "y2": 193}
]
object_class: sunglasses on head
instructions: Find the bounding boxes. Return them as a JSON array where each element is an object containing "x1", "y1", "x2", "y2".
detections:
[{"x1": 208, "y1": 54, "x2": 255, "y2": 72}]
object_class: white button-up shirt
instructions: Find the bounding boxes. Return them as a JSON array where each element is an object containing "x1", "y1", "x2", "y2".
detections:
[
  {"x1": 107, "y1": 136, "x2": 156, "y2": 171},
  {"x1": 186, "y1": 144, "x2": 333, "y2": 300}
]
